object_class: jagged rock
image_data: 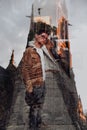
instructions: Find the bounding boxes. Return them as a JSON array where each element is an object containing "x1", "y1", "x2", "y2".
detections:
[
  {"x1": 0, "y1": 51, "x2": 16, "y2": 130},
  {"x1": 0, "y1": 57, "x2": 87, "y2": 130},
  {"x1": 5, "y1": 62, "x2": 83, "y2": 130},
  {"x1": 0, "y1": 66, "x2": 12, "y2": 130}
]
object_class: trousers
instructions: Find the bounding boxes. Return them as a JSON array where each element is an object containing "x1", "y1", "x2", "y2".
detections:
[
  {"x1": 29, "y1": 104, "x2": 42, "y2": 129},
  {"x1": 25, "y1": 83, "x2": 45, "y2": 129}
]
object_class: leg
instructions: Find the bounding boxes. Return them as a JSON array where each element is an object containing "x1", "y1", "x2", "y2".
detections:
[{"x1": 29, "y1": 105, "x2": 42, "y2": 130}]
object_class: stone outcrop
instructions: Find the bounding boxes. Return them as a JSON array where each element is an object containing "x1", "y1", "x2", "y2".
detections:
[
  {"x1": 0, "y1": 51, "x2": 87, "y2": 130},
  {"x1": 6, "y1": 68, "x2": 29, "y2": 130},
  {"x1": 0, "y1": 65, "x2": 16, "y2": 130},
  {"x1": 0, "y1": 66, "x2": 9, "y2": 130},
  {"x1": 5, "y1": 59, "x2": 87, "y2": 130},
  {"x1": 0, "y1": 51, "x2": 16, "y2": 130}
]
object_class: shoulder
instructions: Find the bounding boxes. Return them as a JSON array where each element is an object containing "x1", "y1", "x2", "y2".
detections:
[
  {"x1": 23, "y1": 46, "x2": 38, "y2": 59},
  {"x1": 24, "y1": 46, "x2": 35, "y2": 54}
]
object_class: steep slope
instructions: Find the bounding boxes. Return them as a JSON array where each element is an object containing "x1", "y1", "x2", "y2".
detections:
[
  {"x1": 0, "y1": 66, "x2": 14, "y2": 130},
  {"x1": 6, "y1": 61, "x2": 82, "y2": 130}
]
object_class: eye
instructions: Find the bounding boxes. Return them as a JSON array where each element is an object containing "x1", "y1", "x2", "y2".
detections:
[{"x1": 41, "y1": 35, "x2": 47, "y2": 40}]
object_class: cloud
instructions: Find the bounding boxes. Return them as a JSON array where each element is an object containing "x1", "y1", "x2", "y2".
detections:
[
  {"x1": 67, "y1": 0, "x2": 87, "y2": 24},
  {"x1": 0, "y1": 0, "x2": 33, "y2": 68}
]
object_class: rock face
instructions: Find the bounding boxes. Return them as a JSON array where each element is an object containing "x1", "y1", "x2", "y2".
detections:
[
  {"x1": 0, "y1": 54, "x2": 87, "y2": 130},
  {"x1": 0, "y1": 50, "x2": 17, "y2": 130},
  {"x1": 0, "y1": 66, "x2": 8, "y2": 130},
  {"x1": 5, "y1": 61, "x2": 86, "y2": 130},
  {"x1": 6, "y1": 69, "x2": 29, "y2": 130},
  {"x1": 0, "y1": 65, "x2": 15, "y2": 130},
  {"x1": 40, "y1": 70, "x2": 76, "y2": 130}
]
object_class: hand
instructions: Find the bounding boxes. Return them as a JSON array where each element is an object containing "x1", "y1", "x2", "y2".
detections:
[{"x1": 26, "y1": 81, "x2": 33, "y2": 93}]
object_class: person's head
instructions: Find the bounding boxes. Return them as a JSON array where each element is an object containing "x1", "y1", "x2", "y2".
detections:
[{"x1": 35, "y1": 29, "x2": 49, "y2": 47}]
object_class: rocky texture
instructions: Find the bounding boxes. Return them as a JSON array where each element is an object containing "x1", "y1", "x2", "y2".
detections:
[
  {"x1": 40, "y1": 70, "x2": 76, "y2": 130},
  {"x1": 6, "y1": 67, "x2": 30, "y2": 130},
  {"x1": 0, "y1": 53, "x2": 87, "y2": 130},
  {"x1": 0, "y1": 65, "x2": 15, "y2": 130},
  {"x1": 0, "y1": 50, "x2": 16, "y2": 130},
  {"x1": 5, "y1": 63, "x2": 83, "y2": 130}
]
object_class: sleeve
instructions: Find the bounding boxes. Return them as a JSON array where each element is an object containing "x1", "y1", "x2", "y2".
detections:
[{"x1": 21, "y1": 48, "x2": 33, "y2": 93}]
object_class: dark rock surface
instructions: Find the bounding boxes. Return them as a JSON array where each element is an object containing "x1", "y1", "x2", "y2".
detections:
[
  {"x1": 0, "y1": 66, "x2": 13, "y2": 130},
  {"x1": 5, "y1": 64, "x2": 80, "y2": 130},
  {"x1": 0, "y1": 61, "x2": 87, "y2": 130}
]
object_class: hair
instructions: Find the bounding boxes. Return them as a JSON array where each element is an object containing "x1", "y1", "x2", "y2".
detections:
[
  {"x1": 34, "y1": 21, "x2": 51, "y2": 35},
  {"x1": 36, "y1": 29, "x2": 50, "y2": 35}
]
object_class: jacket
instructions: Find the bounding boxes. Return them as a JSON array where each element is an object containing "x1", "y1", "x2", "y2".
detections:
[{"x1": 21, "y1": 46, "x2": 43, "y2": 93}]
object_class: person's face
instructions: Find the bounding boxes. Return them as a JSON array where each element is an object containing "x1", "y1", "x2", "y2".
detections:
[
  {"x1": 35, "y1": 33, "x2": 48, "y2": 46},
  {"x1": 40, "y1": 33, "x2": 48, "y2": 44}
]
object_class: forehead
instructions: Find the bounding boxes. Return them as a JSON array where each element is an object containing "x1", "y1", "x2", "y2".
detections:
[{"x1": 41, "y1": 33, "x2": 48, "y2": 36}]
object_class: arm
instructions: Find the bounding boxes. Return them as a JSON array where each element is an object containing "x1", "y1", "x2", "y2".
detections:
[{"x1": 21, "y1": 48, "x2": 33, "y2": 93}]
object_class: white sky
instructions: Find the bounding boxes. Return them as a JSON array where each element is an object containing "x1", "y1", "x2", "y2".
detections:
[{"x1": 0, "y1": 0, "x2": 87, "y2": 111}]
